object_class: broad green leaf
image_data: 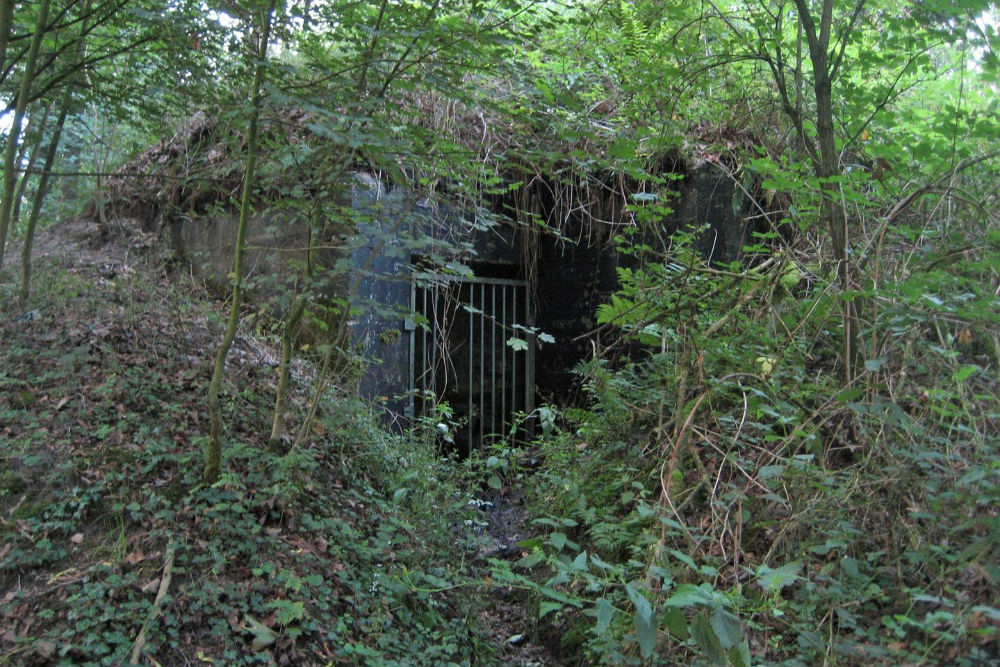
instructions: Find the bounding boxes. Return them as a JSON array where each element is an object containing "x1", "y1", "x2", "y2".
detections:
[
  {"x1": 590, "y1": 553, "x2": 614, "y2": 571},
  {"x1": 626, "y1": 583, "x2": 657, "y2": 659},
  {"x1": 244, "y1": 614, "x2": 277, "y2": 651},
  {"x1": 709, "y1": 607, "x2": 743, "y2": 649},
  {"x1": 690, "y1": 611, "x2": 726, "y2": 666},
  {"x1": 662, "y1": 606, "x2": 689, "y2": 640},
  {"x1": 607, "y1": 139, "x2": 637, "y2": 159},
  {"x1": 668, "y1": 548, "x2": 698, "y2": 571},
  {"x1": 953, "y1": 364, "x2": 979, "y2": 382},
  {"x1": 864, "y1": 357, "x2": 889, "y2": 372},
  {"x1": 841, "y1": 556, "x2": 860, "y2": 579},
  {"x1": 664, "y1": 582, "x2": 714, "y2": 608},
  {"x1": 958, "y1": 537, "x2": 992, "y2": 561},
  {"x1": 635, "y1": 606, "x2": 657, "y2": 659},
  {"x1": 730, "y1": 641, "x2": 752, "y2": 667},
  {"x1": 595, "y1": 597, "x2": 613, "y2": 635},
  {"x1": 515, "y1": 550, "x2": 545, "y2": 568},
  {"x1": 836, "y1": 387, "x2": 864, "y2": 402},
  {"x1": 758, "y1": 465, "x2": 785, "y2": 479},
  {"x1": 756, "y1": 561, "x2": 802, "y2": 593},
  {"x1": 506, "y1": 336, "x2": 528, "y2": 351},
  {"x1": 971, "y1": 606, "x2": 1000, "y2": 622},
  {"x1": 539, "y1": 600, "x2": 562, "y2": 619},
  {"x1": 957, "y1": 467, "x2": 988, "y2": 486},
  {"x1": 549, "y1": 531, "x2": 567, "y2": 550},
  {"x1": 537, "y1": 584, "x2": 582, "y2": 607},
  {"x1": 755, "y1": 356, "x2": 775, "y2": 376},
  {"x1": 922, "y1": 293, "x2": 944, "y2": 306}
]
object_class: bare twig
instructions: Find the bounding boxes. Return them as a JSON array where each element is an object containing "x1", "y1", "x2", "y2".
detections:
[{"x1": 128, "y1": 542, "x2": 177, "y2": 665}]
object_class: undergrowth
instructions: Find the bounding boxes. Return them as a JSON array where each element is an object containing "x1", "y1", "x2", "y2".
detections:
[
  {"x1": 0, "y1": 250, "x2": 490, "y2": 666},
  {"x1": 498, "y1": 228, "x2": 1000, "y2": 666}
]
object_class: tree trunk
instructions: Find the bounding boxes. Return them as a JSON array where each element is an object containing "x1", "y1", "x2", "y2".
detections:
[
  {"x1": 204, "y1": 0, "x2": 277, "y2": 483},
  {"x1": 21, "y1": 95, "x2": 71, "y2": 308},
  {"x1": 814, "y1": 72, "x2": 860, "y2": 383},
  {"x1": 268, "y1": 294, "x2": 307, "y2": 453},
  {"x1": 793, "y1": 0, "x2": 864, "y2": 384},
  {"x1": 0, "y1": 0, "x2": 51, "y2": 269},
  {"x1": 0, "y1": 0, "x2": 13, "y2": 79},
  {"x1": 11, "y1": 105, "x2": 51, "y2": 232}
]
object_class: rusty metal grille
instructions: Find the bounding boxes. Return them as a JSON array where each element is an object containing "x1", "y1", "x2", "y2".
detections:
[{"x1": 408, "y1": 274, "x2": 533, "y2": 456}]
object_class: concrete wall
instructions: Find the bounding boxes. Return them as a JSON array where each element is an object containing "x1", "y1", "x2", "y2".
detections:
[
  {"x1": 165, "y1": 161, "x2": 751, "y2": 430},
  {"x1": 167, "y1": 210, "x2": 311, "y2": 294}
]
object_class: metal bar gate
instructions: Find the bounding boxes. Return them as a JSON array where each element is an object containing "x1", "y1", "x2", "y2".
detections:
[{"x1": 408, "y1": 274, "x2": 534, "y2": 456}]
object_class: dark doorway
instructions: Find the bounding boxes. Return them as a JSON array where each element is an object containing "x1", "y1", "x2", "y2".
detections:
[{"x1": 409, "y1": 271, "x2": 534, "y2": 456}]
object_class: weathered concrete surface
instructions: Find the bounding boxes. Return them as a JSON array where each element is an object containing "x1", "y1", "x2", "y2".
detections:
[
  {"x1": 167, "y1": 211, "x2": 310, "y2": 293},
  {"x1": 532, "y1": 159, "x2": 750, "y2": 409},
  {"x1": 164, "y1": 160, "x2": 752, "y2": 429},
  {"x1": 667, "y1": 159, "x2": 749, "y2": 264}
]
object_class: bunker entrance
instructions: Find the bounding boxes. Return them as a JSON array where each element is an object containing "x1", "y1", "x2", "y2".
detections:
[{"x1": 408, "y1": 271, "x2": 534, "y2": 456}]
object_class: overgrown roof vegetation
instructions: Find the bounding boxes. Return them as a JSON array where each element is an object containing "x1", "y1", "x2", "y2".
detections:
[{"x1": 2, "y1": 1, "x2": 1000, "y2": 666}]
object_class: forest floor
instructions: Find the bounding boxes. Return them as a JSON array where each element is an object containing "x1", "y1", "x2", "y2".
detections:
[
  {"x1": 473, "y1": 489, "x2": 564, "y2": 667},
  {"x1": 0, "y1": 219, "x2": 562, "y2": 666}
]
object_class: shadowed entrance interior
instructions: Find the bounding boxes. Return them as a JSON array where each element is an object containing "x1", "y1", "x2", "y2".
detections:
[{"x1": 409, "y1": 270, "x2": 534, "y2": 456}]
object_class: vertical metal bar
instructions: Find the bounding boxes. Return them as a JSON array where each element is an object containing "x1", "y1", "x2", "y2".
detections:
[
  {"x1": 430, "y1": 286, "x2": 438, "y2": 400},
  {"x1": 501, "y1": 286, "x2": 507, "y2": 437},
  {"x1": 421, "y1": 287, "x2": 427, "y2": 402},
  {"x1": 479, "y1": 283, "x2": 485, "y2": 447},
  {"x1": 512, "y1": 286, "x2": 518, "y2": 430},
  {"x1": 409, "y1": 281, "x2": 416, "y2": 420},
  {"x1": 467, "y1": 282, "x2": 474, "y2": 458},
  {"x1": 490, "y1": 283, "x2": 496, "y2": 443},
  {"x1": 525, "y1": 284, "x2": 535, "y2": 440}
]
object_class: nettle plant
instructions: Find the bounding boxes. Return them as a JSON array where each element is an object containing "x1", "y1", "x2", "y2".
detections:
[{"x1": 484, "y1": 220, "x2": 811, "y2": 664}]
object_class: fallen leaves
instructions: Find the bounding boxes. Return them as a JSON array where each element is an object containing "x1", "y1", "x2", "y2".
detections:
[{"x1": 124, "y1": 549, "x2": 148, "y2": 566}]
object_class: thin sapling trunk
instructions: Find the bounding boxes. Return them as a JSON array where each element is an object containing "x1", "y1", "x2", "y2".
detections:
[{"x1": 204, "y1": 0, "x2": 276, "y2": 483}]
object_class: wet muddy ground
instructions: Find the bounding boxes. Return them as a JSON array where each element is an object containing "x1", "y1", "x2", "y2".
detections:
[{"x1": 471, "y1": 488, "x2": 566, "y2": 667}]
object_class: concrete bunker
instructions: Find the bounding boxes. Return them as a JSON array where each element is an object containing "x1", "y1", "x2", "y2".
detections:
[
  {"x1": 91, "y1": 112, "x2": 756, "y2": 454},
  {"x1": 351, "y1": 159, "x2": 752, "y2": 453}
]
